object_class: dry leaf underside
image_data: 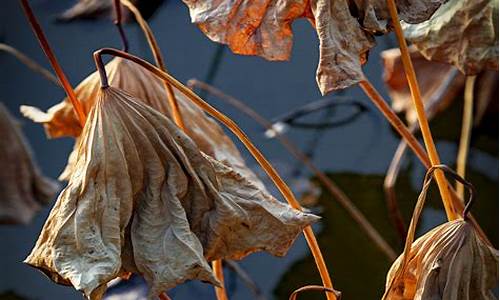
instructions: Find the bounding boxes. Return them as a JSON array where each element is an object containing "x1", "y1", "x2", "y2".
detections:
[
  {"x1": 384, "y1": 219, "x2": 499, "y2": 299},
  {"x1": 403, "y1": 0, "x2": 499, "y2": 75},
  {"x1": 25, "y1": 87, "x2": 318, "y2": 300},
  {"x1": 0, "y1": 102, "x2": 58, "y2": 224},
  {"x1": 21, "y1": 57, "x2": 264, "y2": 189},
  {"x1": 182, "y1": 0, "x2": 446, "y2": 94}
]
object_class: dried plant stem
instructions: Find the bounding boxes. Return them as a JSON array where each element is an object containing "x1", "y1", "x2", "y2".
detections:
[
  {"x1": 94, "y1": 48, "x2": 337, "y2": 300},
  {"x1": 120, "y1": 0, "x2": 185, "y2": 130},
  {"x1": 188, "y1": 79, "x2": 397, "y2": 260},
  {"x1": 456, "y1": 76, "x2": 475, "y2": 199},
  {"x1": 225, "y1": 260, "x2": 265, "y2": 300},
  {"x1": 289, "y1": 285, "x2": 340, "y2": 300},
  {"x1": 0, "y1": 43, "x2": 59, "y2": 86},
  {"x1": 19, "y1": 0, "x2": 85, "y2": 127},
  {"x1": 386, "y1": 0, "x2": 456, "y2": 220},
  {"x1": 159, "y1": 293, "x2": 172, "y2": 300},
  {"x1": 212, "y1": 260, "x2": 229, "y2": 300},
  {"x1": 113, "y1": 0, "x2": 129, "y2": 51}
]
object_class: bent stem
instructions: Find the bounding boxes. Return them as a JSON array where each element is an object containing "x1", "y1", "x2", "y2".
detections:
[
  {"x1": 289, "y1": 285, "x2": 340, "y2": 300},
  {"x1": 93, "y1": 48, "x2": 337, "y2": 300},
  {"x1": 0, "y1": 43, "x2": 60, "y2": 86},
  {"x1": 113, "y1": 0, "x2": 129, "y2": 51},
  {"x1": 188, "y1": 79, "x2": 397, "y2": 260},
  {"x1": 386, "y1": 0, "x2": 457, "y2": 220},
  {"x1": 120, "y1": 0, "x2": 185, "y2": 130},
  {"x1": 212, "y1": 260, "x2": 228, "y2": 300},
  {"x1": 456, "y1": 76, "x2": 475, "y2": 199},
  {"x1": 19, "y1": 0, "x2": 85, "y2": 126}
]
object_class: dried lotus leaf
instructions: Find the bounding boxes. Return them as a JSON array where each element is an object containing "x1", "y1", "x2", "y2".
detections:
[
  {"x1": 402, "y1": 0, "x2": 499, "y2": 75},
  {"x1": 384, "y1": 219, "x2": 499, "y2": 300},
  {"x1": 25, "y1": 87, "x2": 317, "y2": 299},
  {"x1": 182, "y1": 0, "x2": 446, "y2": 94},
  {"x1": 0, "y1": 103, "x2": 59, "y2": 224},
  {"x1": 381, "y1": 47, "x2": 465, "y2": 123},
  {"x1": 21, "y1": 57, "x2": 264, "y2": 189}
]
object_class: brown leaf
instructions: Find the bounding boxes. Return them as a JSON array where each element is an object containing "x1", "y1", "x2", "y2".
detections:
[
  {"x1": 24, "y1": 87, "x2": 318, "y2": 299},
  {"x1": 182, "y1": 0, "x2": 446, "y2": 94},
  {"x1": 0, "y1": 103, "x2": 59, "y2": 225},
  {"x1": 403, "y1": 0, "x2": 499, "y2": 75},
  {"x1": 383, "y1": 220, "x2": 499, "y2": 300},
  {"x1": 381, "y1": 47, "x2": 465, "y2": 123},
  {"x1": 21, "y1": 57, "x2": 264, "y2": 189}
]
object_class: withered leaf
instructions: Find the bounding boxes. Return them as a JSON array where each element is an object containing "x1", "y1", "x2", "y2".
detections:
[
  {"x1": 381, "y1": 47, "x2": 465, "y2": 124},
  {"x1": 383, "y1": 219, "x2": 499, "y2": 300},
  {"x1": 0, "y1": 103, "x2": 59, "y2": 225},
  {"x1": 57, "y1": 0, "x2": 163, "y2": 22},
  {"x1": 182, "y1": 0, "x2": 445, "y2": 94},
  {"x1": 21, "y1": 57, "x2": 264, "y2": 189},
  {"x1": 25, "y1": 87, "x2": 317, "y2": 299},
  {"x1": 403, "y1": 0, "x2": 499, "y2": 75}
]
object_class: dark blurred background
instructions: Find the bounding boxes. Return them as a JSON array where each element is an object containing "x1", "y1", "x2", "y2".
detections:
[{"x1": 0, "y1": 1, "x2": 498, "y2": 299}]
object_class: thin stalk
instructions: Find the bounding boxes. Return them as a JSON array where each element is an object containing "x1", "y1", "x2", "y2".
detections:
[
  {"x1": 93, "y1": 48, "x2": 337, "y2": 300},
  {"x1": 113, "y1": 0, "x2": 129, "y2": 51},
  {"x1": 359, "y1": 79, "x2": 492, "y2": 245},
  {"x1": 159, "y1": 293, "x2": 172, "y2": 300},
  {"x1": 212, "y1": 260, "x2": 229, "y2": 300},
  {"x1": 120, "y1": 0, "x2": 185, "y2": 130},
  {"x1": 188, "y1": 79, "x2": 397, "y2": 260},
  {"x1": 0, "y1": 43, "x2": 60, "y2": 86},
  {"x1": 289, "y1": 285, "x2": 340, "y2": 300},
  {"x1": 386, "y1": 0, "x2": 457, "y2": 220},
  {"x1": 225, "y1": 260, "x2": 265, "y2": 300},
  {"x1": 19, "y1": 0, "x2": 85, "y2": 126},
  {"x1": 456, "y1": 76, "x2": 475, "y2": 199}
]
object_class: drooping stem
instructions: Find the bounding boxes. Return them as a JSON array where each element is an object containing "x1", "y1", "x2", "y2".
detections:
[
  {"x1": 289, "y1": 285, "x2": 340, "y2": 300},
  {"x1": 212, "y1": 260, "x2": 229, "y2": 300},
  {"x1": 0, "y1": 43, "x2": 60, "y2": 86},
  {"x1": 225, "y1": 260, "x2": 265, "y2": 300},
  {"x1": 113, "y1": 0, "x2": 129, "y2": 52},
  {"x1": 188, "y1": 79, "x2": 396, "y2": 260},
  {"x1": 456, "y1": 76, "x2": 475, "y2": 199},
  {"x1": 385, "y1": 0, "x2": 457, "y2": 220},
  {"x1": 19, "y1": 0, "x2": 85, "y2": 127},
  {"x1": 120, "y1": 0, "x2": 185, "y2": 130},
  {"x1": 93, "y1": 48, "x2": 337, "y2": 300}
]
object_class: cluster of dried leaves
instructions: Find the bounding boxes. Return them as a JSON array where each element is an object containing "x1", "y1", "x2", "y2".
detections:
[
  {"x1": 0, "y1": 103, "x2": 58, "y2": 224},
  {"x1": 182, "y1": 0, "x2": 445, "y2": 94},
  {"x1": 22, "y1": 59, "x2": 318, "y2": 298}
]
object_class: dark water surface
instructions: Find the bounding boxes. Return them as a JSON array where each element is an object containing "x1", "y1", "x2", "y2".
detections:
[{"x1": 0, "y1": 1, "x2": 498, "y2": 299}]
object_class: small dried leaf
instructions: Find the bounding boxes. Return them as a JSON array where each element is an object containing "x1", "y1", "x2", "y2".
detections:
[
  {"x1": 381, "y1": 47, "x2": 465, "y2": 123},
  {"x1": 21, "y1": 57, "x2": 264, "y2": 189},
  {"x1": 384, "y1": 219, "x2": 499, "y2": 300},
  {"x1": 57, "y1": 0, "x2": 163, "y2": 22},
  {"x1": 402, "y1": 0, "x2": 499, "y2": 75},
  {"x1": 182, "y1": 0, "x2": 446, "y2": 94},
  {"x1": 25, "y1": 87, "x2": 317, "y2": 299},
  {"x1": 0, "y1": 103, "x2": 59, "y2": 225}
]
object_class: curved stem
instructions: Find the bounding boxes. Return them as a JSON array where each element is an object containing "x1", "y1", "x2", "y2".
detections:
[
  {"x1": 93, "y1": 48, "x2": 337, "y2": 300},
  {"x1": 120, "y1": 0, "x2": 185, "y2": 130},
  {"x1": 0, "y1": 43, "x2": 60, "y2": 86},
  {"x1": 113, "y1": 0, "x2": 129, "y2": 52},
  {"x1": 289, "y1": 285, "x2": 340, "y2": 300},
  {"x1": 188, "y1": 79, "x2": 397, "y2": 260},
  {"x1": 386, "y1": 0, "x2": 457, "y2": 220},
  {"x1": 456, "y1": 76, "x2": 475, "y2": 199},
  {"x1": 19, "y1": 0, "x2": 85, "y2": 127}
]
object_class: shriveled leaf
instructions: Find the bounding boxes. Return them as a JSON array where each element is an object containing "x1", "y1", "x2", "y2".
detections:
[
  {"x1": 381, "y1": 47, "x2": 465, "y2": 123},
  {"x1": 57, "y1": 0, "x2": 163, "y2": 22},
  {"x1": 21, "y1": 57, "x2": 264, "y2": 189},
  {"x1": 403, "y1": 0, "x2": 499, "y2": 75},
  {"x1": 25, "y1": 87, "x2": 317, "y2": 299},
  {"x1": 182, "y1": 0, "x2": 446, "y2": 94},
  {"x1": 0, "y1": 103, "x2": 59, "y2": 225},
  {"x1": 383, "y1": 219, "x2": 498, "y2": 300}
]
